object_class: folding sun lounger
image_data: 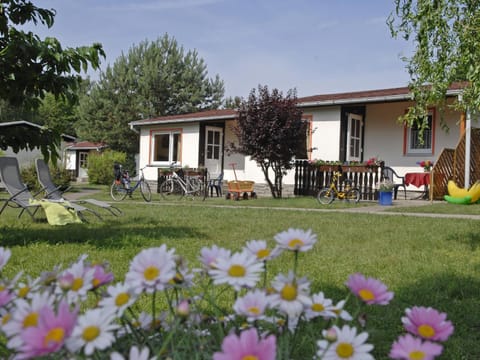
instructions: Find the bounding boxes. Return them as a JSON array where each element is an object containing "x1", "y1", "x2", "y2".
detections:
[
  {"x1": 0, "y1": 157, "x2": 98, "y2": 222},
  {"x1": 35, "y1": 158, "x2": 121, "y2": 217}
]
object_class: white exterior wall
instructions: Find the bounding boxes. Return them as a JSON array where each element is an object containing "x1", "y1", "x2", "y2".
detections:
[
  {"x1": 364, "y1": 99, "x2": 461, "y2": 179},
  {"x1": 137, "y1": 122, "x2": 200, "y2": 181},
  {"x1": 308, "y1": 106, "x2": 342, "y2": 161}
]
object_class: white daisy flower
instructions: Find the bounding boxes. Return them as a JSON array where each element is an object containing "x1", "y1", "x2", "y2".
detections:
[
  {"x1": 0, "y1": 248, "x2": 11, "y2": 272},
  {"x1": 208, "y1": 250, "x2": 264, "y2": 291},
  {"x1": 4, "y1": 292, "x2": 55, "y2": 351},
  {"x1": 269, "y1": 271, "x2": 312, "y2": 318},
  {"x1": 15, "y1": 276, "x2": 40, "y2": 300},
  {"x1": 304, "y1": 291, "x2": 336, "y2": 320},
  {"x1": 329, "y1": 299, "x2": 353, "y2": 321},
  {"x1": 125, "y1": 245, "x2": 176, "y2": 294},
  {"x1": 56, "y1": 256, "x2": 95, "y2": 304},
  {"x1": 244, "y1": 240, "x2": 282, "y2": 261},
  {"x1": 98, "y1": 282, "x2": 138, "y2": 316},
  {"x1": 317, "y1": 325, "x2": 374, "y2": 360},
  {"x1": 167, "y1": 257, "x2": 194, "y2": 289},
  {"x1": 67, "y1": 307, "x2": 119, "y2": 356},
  {"x1": 110, "y1": 345, "x2": 157, "y2": 360},
  {"x1": 274, "y1": 228, "x2": 317, "y2": 252},
  {"x1": 199, "y1": 245, "x2": 231, "y2": 270},
  {"x1": 233, "y1": 289, "x2": 270, "y2": 322}
]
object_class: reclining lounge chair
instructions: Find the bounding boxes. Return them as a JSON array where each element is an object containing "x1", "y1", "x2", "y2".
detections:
[
  {"x1": 35, "y1": 158, "x2": 121, "y2": 216},
  {"x1": 0, "y1": 157, "x2": 99, "y2": 222}
]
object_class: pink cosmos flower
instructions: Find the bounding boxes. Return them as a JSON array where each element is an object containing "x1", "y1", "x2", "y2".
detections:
[
  {"x1": 90, "y1": 264, "x2": 114, "y2": 289},
  {"x1": 213, "y1": 328, "x2": 276, "y2": 360},
  {"x1": 389, "y1": 333, "x2": 443, "y2": 360},
  {"x1": 0, "y1": 288, "x2": 13, "y2": 307},
  {"x1": 18, "y1": 300, "x2": 77, "y2": 359},
  {"x1": 346, "y1": 273, "x2": 394, "y2": 305},
  {"x1": 402, "y1": 306, "x2": 454, "y2": 342}
]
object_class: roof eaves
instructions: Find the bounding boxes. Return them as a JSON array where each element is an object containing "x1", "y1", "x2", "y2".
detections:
[
  {"x1": 297, "y1": 88, "x2": 463, "y2": 108},
  {"x1": 129, "y1": 114, "x2": 237, "y2": 127}
]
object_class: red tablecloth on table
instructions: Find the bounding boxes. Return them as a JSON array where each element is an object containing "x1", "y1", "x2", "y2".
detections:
[{"x1": 405, "y1": 172, "x2": 430, "y2": 188}]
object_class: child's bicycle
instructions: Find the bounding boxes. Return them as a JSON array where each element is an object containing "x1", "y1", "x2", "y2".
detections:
[
  {"x1": 316, "y1": 171, "x2": 360, "y2": 204},
  {"x1": 110, "y1": 164, "x2": 152, "y2": 202}
]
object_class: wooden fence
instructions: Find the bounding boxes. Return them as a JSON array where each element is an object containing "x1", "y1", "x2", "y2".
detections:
[{"x1": 294, "y1": 161, "x2": 381, "y2": 200}]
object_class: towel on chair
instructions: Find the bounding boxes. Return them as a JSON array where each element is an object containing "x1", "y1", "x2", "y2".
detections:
[{"x1": 29, "y1": 199, "x2": 82, "y2": 225}]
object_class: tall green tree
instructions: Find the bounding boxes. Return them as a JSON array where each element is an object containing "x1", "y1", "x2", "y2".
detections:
[
  {"x1": 76, "y1": 34, "x2": 225, "y2": 154},
  {"x1": 0, "y1": 0, "x2": 105, "y2": 161},
  {"x1": 232, "y1": 85, "x2": 306, "y2": 198},
  {"x1": 388, "y1": 0, "x2": 480, "y2": 128}
]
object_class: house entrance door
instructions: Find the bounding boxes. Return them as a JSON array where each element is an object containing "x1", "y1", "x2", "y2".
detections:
[
  {"x1": 204, "y1": 126, "x2": 223, "y2": 178},
  {"x1": 346, "y1": 113, "x2": 363, "y2": 162}
]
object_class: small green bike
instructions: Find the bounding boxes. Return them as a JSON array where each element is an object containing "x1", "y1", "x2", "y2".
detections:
[{"x1": 317, "y1": 171, "x2": 360, "y2": 204}]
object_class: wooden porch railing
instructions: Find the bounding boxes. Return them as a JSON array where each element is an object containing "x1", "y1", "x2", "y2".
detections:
[
  {"x1": 294, "y1": 161, "x2": 381, "y2": 200},
  {"x1": 431, "y1": 127, "x2": 480, "y2": 199}
]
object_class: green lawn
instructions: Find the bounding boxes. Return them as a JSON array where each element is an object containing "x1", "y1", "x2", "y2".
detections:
[{"x1": 0, "y1": 188, "x2": 479, "y2": 359}]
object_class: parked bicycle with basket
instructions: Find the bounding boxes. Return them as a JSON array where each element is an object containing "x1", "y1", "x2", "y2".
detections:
[
  {"x1": 316, "y1": 168, "x2": 360, "y2": 204},
  {"x1": 110, "y1": 164, "x2": 152, "y2": 202},
  {"x1": 159, "y1": 166, "x2": 207, "y2": 201}
]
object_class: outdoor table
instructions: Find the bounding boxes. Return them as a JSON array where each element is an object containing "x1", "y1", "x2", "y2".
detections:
[{"x1": 405, "y1": 172, "x2": 430, "y2": 200}]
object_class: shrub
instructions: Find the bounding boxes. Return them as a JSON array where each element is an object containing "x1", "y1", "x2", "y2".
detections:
[
  {"x1": 87, "y1": 150, "x2": 127, "y2": 185},
  {"x1": 20, "y1": 161, "x2": 71, "y2": 192}
]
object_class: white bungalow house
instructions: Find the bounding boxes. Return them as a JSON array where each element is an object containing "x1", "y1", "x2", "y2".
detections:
[{"x1": 129, "y1": 84, "x2": 468, "y2": 196}]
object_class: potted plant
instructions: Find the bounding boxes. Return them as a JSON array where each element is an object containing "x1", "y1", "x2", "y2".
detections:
[{"x1": 377, "y1": 179, "x2": 394, "y2": 205}]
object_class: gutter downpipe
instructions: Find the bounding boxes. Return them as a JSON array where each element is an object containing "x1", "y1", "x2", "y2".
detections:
[
  {"x1": 460, "y1": 93, "x2": 471, "y2": 189},
  {"x1": 465, "y1": 109, "x2": 471, "y2": 189}
]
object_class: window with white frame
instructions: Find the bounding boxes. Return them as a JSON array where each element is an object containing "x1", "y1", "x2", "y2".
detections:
[
  {"x1": 151, "y1": 131, "x2": 181, "y2": 164},
  {"x1": 406, "y1": 112, "x2": 434, "y2": 154},
  {"x1": 79, "y1": 152, "x2": 88, "y2": 168}
]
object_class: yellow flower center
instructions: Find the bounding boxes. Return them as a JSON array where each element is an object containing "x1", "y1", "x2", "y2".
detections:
[
  {"x1": 115, "y1": 292, "x2": 130, "y2": 307},
  {"x1": 2, "y1": 313, "x2": 11, "y2": 325},
  {"x1": 288, "y1": 238, "x2": 304, "y2": 248},
  {"x1": 0, "y1": 285, "x2": 5, "y2": 291},
  {"x1": 71, "y1": 278, "x2": 83, "y2": 291},
  {"x1": 336, "y1": 342, "x2": 354, "y2": 358},
  {"x1": 418, "y1": 324, "x2": 435, "y2": 338},
  {"x1": 228, "y1": 264, "x2": 246, "y2": 277},
  {"x1": 409, "y1": 351, "x2": 426, "y2": 360},
  {"x1": 44, "y1": 327, "x2": 65, "y2": 346},
  {"x1": 311, "y1": 303, "x2": 325, "y2": 312},
  {"x1": 256, "y1": 249, "x2": 270, "y2": 259},
  {"x1": 247, "y1": 306, "x2": 261, "y2": 315},
  {"x1": 18, "y1": 286, "x2": 30, "y2": 298},
  {"x1": 23, "y1": 312, "x2": 39, "y2": 328},
  {"x1": 358, "y1": 289, "x2": 375, "y2": 301},
  {"x1": 242, "y1": 356, "x2": 259, "y2": 360},
  {"x1": 92, "y1": 278, "x2": 101, "y2": 288},
  {"x1": 82, "y1": 325, "x2": 100, "y2": 342},
  {"x1": 281, "y1": 284, "x2": 297, "y2": 301},
  {"x1": 144, "y1": 266, "x2": 160, "y2": 281}
]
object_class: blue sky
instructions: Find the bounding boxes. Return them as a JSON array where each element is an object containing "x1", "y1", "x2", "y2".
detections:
[{"x1": 27, "y1": 0, "x2": 413, "y2": 98}]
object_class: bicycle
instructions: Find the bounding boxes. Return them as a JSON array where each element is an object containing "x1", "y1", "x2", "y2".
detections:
[
  {"x1": 110, "y1": 165, "x2": 152, "y2": 202},
  {"x1": 159, "y1": 167, "x2": 207, "y2": 201},
  {"x1": 316, "y1": 171, "x2": 360, "y2": 204}
]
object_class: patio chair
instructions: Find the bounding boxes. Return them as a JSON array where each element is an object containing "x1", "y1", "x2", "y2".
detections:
[
  {"x1": 35, "y1": 159, "x2": 121, "y2": 217},
  {"x1": 0, "y1": 157, "x2": 97, "y2": 222},
  {"x1": 0, "y1": 157, "x2": 43, "y2": 219},
  {"x1": 208, "y1": 172, "x2": 223, "y2": 197},
  {"x1": 381, "y1": 166, "x2": 407, "y2": 200}
]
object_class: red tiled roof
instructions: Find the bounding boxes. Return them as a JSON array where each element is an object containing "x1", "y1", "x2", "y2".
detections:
[
  {"x1": 130, "y1": 109, "x2": 237, "y2": 126},
  {"x1": 66, "y1": 141, "x2": 107, "y2": 150},
  {"x1": 297, "y1": 82, "x2": 466, "y2": 106},
  {"x1": 129, "y1": 83, "x2": 467, "y2": 126}
]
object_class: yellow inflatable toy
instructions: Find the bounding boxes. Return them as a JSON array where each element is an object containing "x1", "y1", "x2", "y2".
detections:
[{"x1": 445, "y1": 180, "x2": 480, "y2": 204}]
